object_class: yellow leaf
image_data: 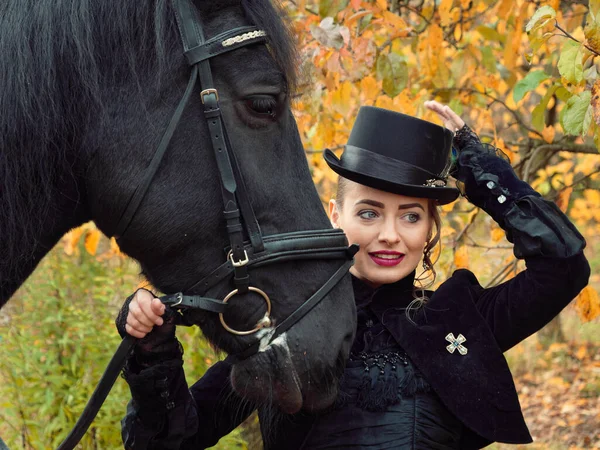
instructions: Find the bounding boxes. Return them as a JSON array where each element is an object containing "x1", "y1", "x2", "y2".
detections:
[
  {"x1": 584, "y1": 188, "x2": 600, "y2": 204},
  {"x1": 575, "y1": 345, "x2": 588, "y2": 360},
  {"x1": 137, "y1": 279, "x2": 154, "y2": 291},
  {"x1": 84, "y1": 228, "x2": 101, "y2": 256},
  {"x1": 591, "y1": 80, "x2": 600, "y2": 126},
  {"x1": 331, "y1": 80, "x2": 354, "y2": 116},
  {"x1": 547, "y1": 376, "x2": 570, "y2": 389},
  {"x1": 346, "y1": 10, "x2": 372, "y2": 26},
  {"x1": 439, "y1": 0, "x2": 454, "y2": 27},
  {"x1": 496, "y1": 0, "x2": 513, "y2": 20},
  {"x1": 542, "y1": 125, "x2": 555, "y2": 143},
  {"x1": 110, "y1": 237, "x2": 121, "y2": 256},
  {"x1": 312, "y1": 118, "x2": 336, "y2": 149},
  {"x1": 575, "y1": 285, "x2": 600, "y2": 322},
  {"x1": 393, "y1": 90, "x2": 417, "y2": 116},
  {"x1": 491, "y1": 227, "x2": 505, "y2": 242},
  {"x1": 360, "y1": 76, "x2": 380, "y2": 103},
  {"x1": 376, "y1": 0, "x2": 387, "y2": 10},
  {"x1": 441, "y1": 225, "x2": 456, "y2": 238},
  {"x1": 556, "y1": 186, "x2": 573, "y2": 213},
  {"x1": 375, "y1": 95, "x2": 394, "y2": 110},
  {"x1": 442, "y1": 202, "x2": 456, "y2": 213},
  {"x1": 64, "y1": 226, "x2": 85, "y2": 256},
  {"x1": 382, "y1": 11, "x2": 408, "y2": 30},
  {"x1": 454, "y1": 245, "x2": 469, "y2": 269}
]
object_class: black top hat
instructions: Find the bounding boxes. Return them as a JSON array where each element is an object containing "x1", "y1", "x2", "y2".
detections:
[{"x1": 324, "y1": 106, "x2": 459, "y2": 205}]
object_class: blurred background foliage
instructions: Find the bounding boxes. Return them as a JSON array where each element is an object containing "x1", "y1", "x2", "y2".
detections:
[{"x1": 2, "y1": 0, "x2": 600, "y2": 448}]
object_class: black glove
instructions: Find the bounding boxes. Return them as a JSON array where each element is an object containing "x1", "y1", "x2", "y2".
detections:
[
  {"x1": 449, "y1": 125, "x2": 585, "y2": 258},
  {"x1": 116, "y1": 289, "x2": 182, "y2": 369},
  {"x1": 450, "y1": 124, "x2": 539, "y2": 226}
]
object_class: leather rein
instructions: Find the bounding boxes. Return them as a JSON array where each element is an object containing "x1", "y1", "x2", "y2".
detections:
[{"x1": 55, "y1": 1, "x2": 356, "y2": 448}]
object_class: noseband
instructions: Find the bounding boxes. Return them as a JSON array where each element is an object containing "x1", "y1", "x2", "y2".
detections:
[{"x1": 56, "y1": 1, "x2": 356, "y2": 448}]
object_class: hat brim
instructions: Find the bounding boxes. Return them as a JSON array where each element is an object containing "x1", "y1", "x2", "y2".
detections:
[{"x1": 324, "y1": 149, "x2": 459, "y2": 205}]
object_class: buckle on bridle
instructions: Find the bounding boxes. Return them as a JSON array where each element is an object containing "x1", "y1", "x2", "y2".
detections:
[
  {"x1": 228, "y1": 249, "x2": 249, "y2": 267},
  {"x1": 200, "y1": 88, "x2": 219, "y2": 104},
  {"x1": 172, "y1": 292, "x2": 183, "y2": 307}
]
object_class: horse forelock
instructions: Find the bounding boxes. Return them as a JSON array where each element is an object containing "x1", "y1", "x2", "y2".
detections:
[
  {"x1": 241, "y1": 0, "x2": 299, "y2": 93},
  {"x1": 0, "y1": 0, "x2": 297, "y2": 284}
]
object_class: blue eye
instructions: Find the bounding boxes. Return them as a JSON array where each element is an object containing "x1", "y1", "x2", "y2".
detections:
[
  {"x1": 358, "y1": 210, "x2": 378, "y2": 220},
  {"x1": 404, "y1": 213, "x2": 420, "y2": 223}
]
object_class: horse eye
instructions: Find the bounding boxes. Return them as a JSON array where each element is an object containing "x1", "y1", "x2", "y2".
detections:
[{"x1": 245, "y1": 95, "x2": 278, "y2": 118}]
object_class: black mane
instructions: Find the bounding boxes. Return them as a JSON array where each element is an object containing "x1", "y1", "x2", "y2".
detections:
[{"x1": 0, "y1": 0, "x2": 297, "y2": 281}]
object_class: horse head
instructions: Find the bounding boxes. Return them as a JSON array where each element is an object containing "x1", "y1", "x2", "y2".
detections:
[{"x1": 0, "y1": 0, "x2": 356, "y2": 414}]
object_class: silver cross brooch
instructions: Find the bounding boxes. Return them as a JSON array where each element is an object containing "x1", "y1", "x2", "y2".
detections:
[{"x1": 445, "y1": 333, "x2": 468, "y2": 355}]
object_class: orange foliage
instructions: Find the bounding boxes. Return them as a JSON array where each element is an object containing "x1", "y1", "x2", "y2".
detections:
[{"x1": 575, "y1": 285, "x2": 600, "y2": 322}]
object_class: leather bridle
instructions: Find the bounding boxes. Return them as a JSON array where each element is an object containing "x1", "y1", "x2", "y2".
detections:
[{"x1": 55, "y1": 1, "x2": 356, "y2": 448}]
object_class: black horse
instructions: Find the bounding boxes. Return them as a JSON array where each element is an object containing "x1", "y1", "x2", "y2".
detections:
[{"x1": 0, "y1": 0, "x2": 356, "y2": 414}]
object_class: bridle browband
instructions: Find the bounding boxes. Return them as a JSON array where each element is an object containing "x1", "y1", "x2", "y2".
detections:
[{"x1": 55, "y1": 1, "x2": 356, "y2": 448}]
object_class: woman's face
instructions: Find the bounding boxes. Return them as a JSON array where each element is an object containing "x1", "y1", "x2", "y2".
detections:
[{"x1": 329, "y1": 181, "x2": 432, "y2": 288}]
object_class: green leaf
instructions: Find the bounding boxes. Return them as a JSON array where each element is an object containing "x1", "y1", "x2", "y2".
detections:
[
  {"x1": 526, "y1": 5, "x2": 557, "y2": 33},
  {"x1": 584, "y1": 64, "x2": 599, "y2": 83},
  {"x1": 583, "y1": 104, "x2": 594, "y2": 136},
  {"x1": 481, "y1": 46, "x2": 496, "y2": 73},
  {"x1": 477, "y1": 26, "x2": 503, "y2": 42},
  {"x1": 531, "y1": 84, "x2": 559, "y2": 131},
  {"x1": 358, "y1": 13, "x2": 373, "y2": 33},
  {"x1": 448, "y1": 98, "x2": 464, "y2": 116},
  {"x1": 555, "y1": 86, "x2": 573, "y2": 102},
  {"x1": 560, "y1": 91, "x2": 592, "y2": 136},
  {"x1": 558, "y1": 40, "x2": 584, "y2": 85},
  {"x1": 513, "y1": 70, "x2": 550, "y2": 102},
  {"x1": 594, "y1": 124, "x2": 600, "y2": 151},
  {"x1": 376, "y1": 53, "x2": 408, "y2": 98},
  {"x1": 319, "y1": 0, "x2": 349, "y2": 18}
]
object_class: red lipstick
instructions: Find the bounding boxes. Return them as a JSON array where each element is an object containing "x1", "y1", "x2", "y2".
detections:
[{"x1": 368, "y1": 250, "x2": 405, "y2": 267}]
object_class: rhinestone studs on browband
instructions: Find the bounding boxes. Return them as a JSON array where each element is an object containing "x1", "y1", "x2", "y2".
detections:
[{"x1": 222, "y1": 30, "x2": 267, "y2": 47}]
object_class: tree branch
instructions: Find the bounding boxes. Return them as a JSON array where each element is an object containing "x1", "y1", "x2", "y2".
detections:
[
  {"x1": 555, "y1": 21, "x2": 600, "y2": 57},
  {"x1": 465, "y1": 234, "x2": 513, "y2": 250},
  {"x1": 484, "y1": 258, "x2": 519, "y2": 288},
  {"x1": 549, "y1": 168, "x2": 600, "y2": 200},
  {"x1": 530, "y1": 142, "x2": 599, "y2": 155},
  {"x1": 433, "y1": 88, "x2": 544, "y2": 139},
  {"x1": 453, "y1": 209, "x2": 480, "y2": 248}
]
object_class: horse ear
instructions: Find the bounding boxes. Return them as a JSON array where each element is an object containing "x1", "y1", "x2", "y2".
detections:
[{"x1": 329, "y1": 199, "x2": 340, "y2": 229}]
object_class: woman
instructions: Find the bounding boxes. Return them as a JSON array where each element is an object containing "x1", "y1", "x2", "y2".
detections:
[{"x1": 116, "y1": 103, "x2": 589, "y2": 449}]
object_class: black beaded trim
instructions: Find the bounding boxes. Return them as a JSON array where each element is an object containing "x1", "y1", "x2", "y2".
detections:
[{"x1": 350, "y1": 350, "x2": 409, "y2": 376}]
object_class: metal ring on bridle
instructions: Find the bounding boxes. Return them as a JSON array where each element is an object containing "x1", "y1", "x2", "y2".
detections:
[{"x1": 219, "y1": 286, "x2": 272, "y2": 335}]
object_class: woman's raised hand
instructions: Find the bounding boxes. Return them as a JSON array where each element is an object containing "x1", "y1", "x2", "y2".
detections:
[
  {"x1": 125, "y1": 289, "x2": 166, "y2": 339},
  {"x1": 424, "y1": 100, "x2": 465, "y2": 132}
]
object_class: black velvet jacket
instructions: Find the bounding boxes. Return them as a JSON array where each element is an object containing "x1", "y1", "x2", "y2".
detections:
[{"x1": 120, "y1": 130, "x2": 590, "y2": 449}]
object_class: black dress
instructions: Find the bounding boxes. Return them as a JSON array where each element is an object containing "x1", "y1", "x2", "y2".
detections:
[{"x1": 301, "y1": 276, "x2": 463, "y2": 449}]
